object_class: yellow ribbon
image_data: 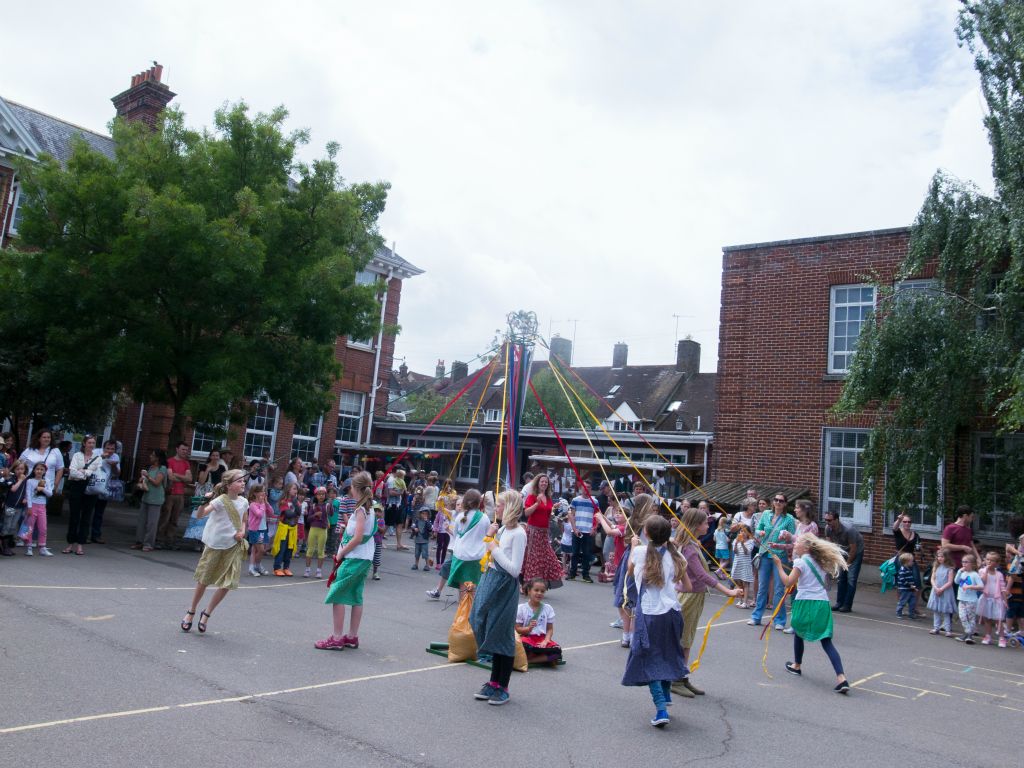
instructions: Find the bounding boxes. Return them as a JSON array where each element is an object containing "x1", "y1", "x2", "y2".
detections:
[
  {"x1": 759, "y1": 584, "x2": 795, "y2": 679},
  {"x1": 480, "y1": 535, "x2": 495, "y2": 572},
  {"x1": 688, "y1": 595, "x2": 734, "y2": 673}
]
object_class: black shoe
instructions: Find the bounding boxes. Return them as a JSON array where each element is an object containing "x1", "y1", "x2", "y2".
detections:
[
  {"x1": 831, "y1": 604, "x2": 841, "y2": 611},
  {"x1": 566, "y1": 576, "x2": 577, "y2": 581},
  {"x1": 834, "y1": 680, "x2": 850, "y2": 695},
  {"x1": 837, "y1": 607, "x2": 851, "y2": 613},
  {"x1": 582, "y1": 577, "x2": 594, "y2": 584},
  {"x1": 785, "y1": 662, "x2": 801, "y2": 676}
]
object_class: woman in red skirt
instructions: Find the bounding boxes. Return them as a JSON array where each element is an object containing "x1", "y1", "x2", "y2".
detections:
[{"x1": 522, "y1": 474, "x2": 564, "y2": 589}]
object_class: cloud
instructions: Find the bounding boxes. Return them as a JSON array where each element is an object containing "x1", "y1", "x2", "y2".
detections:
[{"x1": 3, "y1": 0, "x2": 994, "y2": 377}]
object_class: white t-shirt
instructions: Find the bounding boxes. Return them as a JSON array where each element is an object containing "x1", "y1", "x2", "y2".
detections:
[
  {"x1": 202, "y1": 495, "x2": 249, "y2": 550},
  {"x1": 516, "y1": 602, "x2": 556, "y2": 637},
  {"x1": 489, "y1": 525, "x2": 527, "y2": 579},
  {"x1": 451, "y1": 510, "x2": 489, "y2": 562},
  {"x1": 560, "y1": 520, "x2": 573, "y2": 547},
  {"x1": 792, "y1": 555, "x2": 829, "y2": 601},
  {"x1": 20, "y1": 447, "x2": 65, "y2": 487},
  {"x1": 342, "y1": 506, "x2": 376, "y2": 560},
  {"x1": 631, "y1": 544, "x2": 685, "y2": 616}
]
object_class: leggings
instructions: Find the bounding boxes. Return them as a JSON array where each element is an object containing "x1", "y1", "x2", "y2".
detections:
[
  {"x1": 793, "y1": 635, "x2": 844, "y2": 676},
  {"x1": 372, "y1": 538, "x2": 382, "y2": 571},
  {"x1": 489, "y1": 653, "x2": 514, "y2": 690},
  {"x1": 274, "y1": 545, "x2": 292, "y2": 570},
  {"x1": 648, "y1": 680, "x2": 672, "y2": 710},
  {"x1": 435, "y1": 532, "x2": 450, "y2": 566}
]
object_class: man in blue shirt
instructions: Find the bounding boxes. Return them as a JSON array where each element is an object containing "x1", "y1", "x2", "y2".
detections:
[{"x1": 568, "y1": 480, "x2": 598, "y2": 583}]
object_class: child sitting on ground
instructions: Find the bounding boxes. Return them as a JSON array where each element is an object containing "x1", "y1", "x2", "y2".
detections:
[
  {"x1": 515, "y1": 577, "x2": 562, "y2": 665},
  {"x1": 895, "y1": 552, "x2": 920, "y2": 619}
]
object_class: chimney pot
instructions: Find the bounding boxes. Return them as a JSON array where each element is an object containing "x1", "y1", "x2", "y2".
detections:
[{"x1": 112, "y1": 63, "x2": 177, "y2": 128}]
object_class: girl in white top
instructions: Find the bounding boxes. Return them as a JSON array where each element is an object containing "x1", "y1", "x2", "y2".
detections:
[
  {"x1": 317, "y1": 471, "x2": 377, "y2": 651},
  {"x1": 469, "y1": 489, "x2": 528, "y2": 705},
  {"x1": 446, "y1": 489, "x2": 490, "y2": 597},
  {"x1": 182, "y1": 469, "x2": 249, "y2": 634},
  {"x1": 23, "y1": 462, "x2": 54, "y2": 556}
]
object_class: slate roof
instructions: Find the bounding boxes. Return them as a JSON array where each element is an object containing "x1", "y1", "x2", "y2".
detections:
[
  {"x1": 4, "y1": 99, "x2": 114, "y2": 164},
  {"x1": 678, "y1": 481, "x2": 813, "y2": 509},
  {"x1": 427, "y1": 353, "x2": 716, "y2": 434}
]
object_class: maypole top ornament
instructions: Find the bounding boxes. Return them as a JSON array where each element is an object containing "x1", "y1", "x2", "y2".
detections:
[{"x1": 506, "y1": 310, "x2": 539, "y2": 346}]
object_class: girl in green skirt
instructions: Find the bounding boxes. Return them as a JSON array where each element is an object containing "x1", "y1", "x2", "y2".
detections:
[
  {"x1": 446, "y1": 489, "x2": 489, "y2": 600},
  {"x1": 770, "y1": 530, "x2": 850, "y2": 693},
  {"x1": 317, "y1": 471, "x2": 376, "y2": 651}
]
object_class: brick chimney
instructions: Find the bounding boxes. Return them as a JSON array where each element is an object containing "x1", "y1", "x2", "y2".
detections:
[
  {"x1": 612, "y1": 342, "x2": 628, "y2": 369},
  {"x1": 676, "y1": 339, "x2": 700, "y2": 376},
  {"x1": 451, "y1": 360, "x2": 469, "y2": 382},
  {"x1": 111, "y1": 63, "x2": 176, "y2": 129},
  {"x1": 435, "y1": 359, "x2": 445, "y2": 380},
  {"x1": 549, "y1": 335, "x2": 573, "y2": 366}
]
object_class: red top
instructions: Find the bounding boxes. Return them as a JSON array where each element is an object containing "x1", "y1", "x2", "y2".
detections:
[
  {"x1": 167, "y1": 457, "x2": 190, "y2": 496},
  {"x1": 941, "y1": 522, "x2": 974, "y2": 569},
  {"x1": 525, "y1": 494, "x2": 554, "y2": 529}
]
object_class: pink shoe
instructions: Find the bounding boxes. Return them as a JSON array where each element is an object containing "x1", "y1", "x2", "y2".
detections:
[
  {"x1": 981, "y1": 635, "x2": 992, "y2": 645},
  {"x1": 314, "y1": 635, "x2": 345, "y2": 651},
  {"x1": 341, "y1": 635, "x2": 359, "y2": 649},
  {"x1": 998, "y1": 637, "x2": 1007, "y2": 648}
]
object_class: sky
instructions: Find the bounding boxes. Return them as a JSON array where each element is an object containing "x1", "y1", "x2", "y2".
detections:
[{"x1": 3, "y1": 1, "x2": 995, "y2": 376}]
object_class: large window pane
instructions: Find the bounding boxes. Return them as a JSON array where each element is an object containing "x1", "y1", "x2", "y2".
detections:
[
  {"x1": 829, "y1": 284, "x2": 875, "y2": 374},
  {"x1": 822, "y1": 429, "x2": 871, "y2": 525}
]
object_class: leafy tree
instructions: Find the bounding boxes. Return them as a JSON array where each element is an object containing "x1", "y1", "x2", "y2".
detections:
[
  {"x1": 3, "y1": 103, "x2": 387, "y2": 447},
  {"x1": 403, "y1": 389, "x2": 470, "y2": 425},
  {"x1": 522, "y1": 367, "x2": 602, "y2": 429},
  {"x1": 835, "y1": 0, "x2": 1024, "y2": 525}
]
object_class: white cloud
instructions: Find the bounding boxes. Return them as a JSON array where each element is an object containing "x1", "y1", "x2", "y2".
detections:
[{"x1": 4, "y1": 0, "x2": 994, "y2": 376}]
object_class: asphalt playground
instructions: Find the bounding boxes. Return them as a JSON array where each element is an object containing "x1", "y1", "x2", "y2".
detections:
[{"x1": 1, "y1": 506, "x2": 1019, "y2": 768}]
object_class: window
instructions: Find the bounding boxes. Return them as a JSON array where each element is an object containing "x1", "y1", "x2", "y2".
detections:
[
  {"x1": 290, "y1": 417, "x2": 322, "y2": 463},
  {"x1": 335, "y1": 391, "x2": 364, "y2": 445},
  {"x1": 822, "y1": 429, "x2": 871, "y2": 526},
  {"x1": 9, "y1": 183, "x2": 24, "y2": 235},
  {"x1": 243, "y1": 396, "x2": 279, "y2": 461},
  {"x1": 484, "y1": 409, "x2": 502, "y2": 424},
  {"x1": 397, "y1": 436, "x2": 481, "y2": 481},
  {"x1": 885, "y1": 463, "x2": 943, "y2": 531},
  {"x1": 606, "y1": 419, "x2": 641, "y2": 432},
  {"x1": 895, "y1": 278, "x2": 938, "y2": 299},
  {"x1": 828, "y1": 284, "x2": 875, "y2": 374},
  {"x1": 973, "y1": 434, "x2": 1024, "y2": 537},
  {"x1": 347, "y1": 270, "x2": 378, "y2": 348},
  {"x1": 191, "y1": 416, "x2": 228, "y2": 457}
]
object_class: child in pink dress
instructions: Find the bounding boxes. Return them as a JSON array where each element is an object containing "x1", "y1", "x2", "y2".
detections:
[{"x1": 977, "y1": 551, "x2": 1010, "y2": 647}]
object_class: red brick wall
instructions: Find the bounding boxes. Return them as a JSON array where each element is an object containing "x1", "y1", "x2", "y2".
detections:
[
  {"x1": 0, "y1": 167, "x2": 14, "y2": 249},
  {"x1": 712, "y1": 228, "x2": 918, "y2": 564}
]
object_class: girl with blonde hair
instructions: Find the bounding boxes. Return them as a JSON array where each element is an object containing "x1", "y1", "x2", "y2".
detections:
[
  {"x1": 181, "y1": 469, "x2": 249, "y2": 633},
  {"x1": 469, "y1": 489, "x2": 527, "y2": 705},
  {"x1": 316, "y1": 471, "x2": 376, "y2": 651},
  {"x1": 608, "y1": 493, "x2": 658, "y2": 646},
  {"x1": 770, "y1": 533, "x2": 850, "y2": 693}
]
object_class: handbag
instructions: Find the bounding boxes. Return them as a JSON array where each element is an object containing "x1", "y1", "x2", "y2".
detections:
[
  {"x1": 1, "y1": 506, "x2": 19, "y2": 537},
  {"x1": 83, "y1": 456, "x2": 106, "y2": 496},
  {"x1": 105, "y1": 477, "x2": 125, "y2": 503}
]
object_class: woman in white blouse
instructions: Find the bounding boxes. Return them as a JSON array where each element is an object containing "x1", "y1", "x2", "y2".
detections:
[
  {"x1": 181, "y1": 469, "x2": 249, "y2": 634},
  {"x1": 469, "y1": 489, "x2": 528, "y2": 706}
]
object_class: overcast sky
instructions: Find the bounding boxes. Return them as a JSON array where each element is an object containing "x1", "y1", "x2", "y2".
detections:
[{"x1": 4, "y1": 1, "x2": 994, "y2": 376}]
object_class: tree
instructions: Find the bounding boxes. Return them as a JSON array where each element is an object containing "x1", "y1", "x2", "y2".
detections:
[
  {"x1": 3, "y1": 103, "x2": 387, "y2": 446},
  {"x1": 835, "y1": 0, "x2": 1024, "y2": 525},
  {"x1": 522, "y1": 367, "x2": 602, "y2": 429},
  {"x1": 403, "y1": 389, "x2": 470, "y2": 425}
]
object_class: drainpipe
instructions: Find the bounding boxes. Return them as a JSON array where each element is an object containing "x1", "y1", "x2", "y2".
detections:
[
  {"x1": 130, "y1": 403, "x2": 146, "y2": 478},
  {"x1": 365, "y1": 266, "x2": 394, "y2": 447},
  {"x1": 702, "y1": 435, "x2": 709, "y2": 485}
]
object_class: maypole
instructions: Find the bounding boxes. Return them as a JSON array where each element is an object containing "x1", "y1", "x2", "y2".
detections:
[{"x1": 500, "y1": 310, "x2": 538, "y2": 490}]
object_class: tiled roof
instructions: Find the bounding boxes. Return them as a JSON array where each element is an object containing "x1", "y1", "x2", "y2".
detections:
[
  {"x1": 373, "y1": 242, "x2": 423, "y2": 278},
  {"x1": 431, "y1": 354, "x2": 716, "y2": 434},
  {"x1": 4, "y1": 99, "x2": 114, "y2": 164},
  {"x1": 679, "y1": 481, "x2": 813, "y2": 509}
]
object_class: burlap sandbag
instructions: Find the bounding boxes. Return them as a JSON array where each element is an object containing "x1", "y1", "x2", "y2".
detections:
[{"x1": 447, "y1": 589, "x2": 478, "y2": 662}]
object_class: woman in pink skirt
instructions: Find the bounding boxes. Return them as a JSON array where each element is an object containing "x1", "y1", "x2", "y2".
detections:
[{"x1": 521, "y1": 474, "x2": 564, "y2": 589}]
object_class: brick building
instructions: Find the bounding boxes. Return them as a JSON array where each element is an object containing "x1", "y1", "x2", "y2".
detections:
[
  {"x1": 376, "y1": 339, "x2": 716, "y2": 496},
  {"x1": 712, "y1": 227, "x2": 1018, "y2": 564},
  {"x1": 2, "y1": 65, "x2": 422, "y2": 477}
]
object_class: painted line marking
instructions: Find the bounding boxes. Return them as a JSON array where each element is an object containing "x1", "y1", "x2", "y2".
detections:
[
  {"x1": 0, "y1": 580, "x2": 327, "y2": 592},
  {"x1": 879, "y1": 681, "x2": 950, "y2": 698},
  {"x1": 0, "y1": 661, "x2": 461, "y2": 735},
  {"x1": 840, "y1": 614, "x2": 937, "y2": 633},
  {"x1": 910, "y1": 657, "x2": 1024, "y2": 686},
  {"x1": 849, "y1": 672, "x2": 884, "y2": 688},
  {"x1": 856, "y1": 687, "x2": 905, "y2": 699}
]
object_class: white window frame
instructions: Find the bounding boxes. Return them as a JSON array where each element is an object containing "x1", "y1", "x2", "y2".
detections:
[
  {"x1": 973, "y1": 433, "x2": 1024, "y2": 538},
  {"x1": 290, "y1": 416, "x2": 323, "y2": 463},
  {"x1": 484, "y1": 409, "x2": 502, "y2": 424},
  {"x1": 243, "y1": 396, "x2": 279, "y2": 462},
  {"x1": 191, "y1": 419, "x2": 228, "y2": 458},
  {"x1": 884, "y1": 462, "x2": 944, "y2": 533},
  {"x1": 822, "y1": 428, "x2": 872, "y2": 527},
  {"x1": 828, "y1": 284, "x2": 876, "y2": 374},
  {"x1": 347, "y1": 270, "x2": 378, "y2": 349},
  {"x1": 335, "y1": 390, "x2": 365, "y2": 446},
  {"x1": 8, "y1": 182, "x2": 23, "y2": 236},
  {"x1": 397, "y1": 436, "x2": 481, "y2": 482}
]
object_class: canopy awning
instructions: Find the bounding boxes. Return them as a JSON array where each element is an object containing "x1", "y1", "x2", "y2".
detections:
[{"x1": 527, "y1": 454, "x2": 702, "y2": 474}]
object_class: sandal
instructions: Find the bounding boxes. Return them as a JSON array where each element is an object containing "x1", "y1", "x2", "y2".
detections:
[
  {"x1": 75, "y1": 546, "x2": 85, "y2": 556},
  {"x1": 181, "y1": 609, "x2": 196, "y2": 632},
  {"x1": 197, "y1": 610, "x2": 212, "y2": 633},
  {"x1": 130, "y1": 543, "x2": 143, "y2": 550},
  {"x1": 62, "y1": 546, "x2": 74, "y2": 554}
]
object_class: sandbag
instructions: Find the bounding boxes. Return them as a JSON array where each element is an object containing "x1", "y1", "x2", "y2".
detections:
[
  {"x1": 447, "y1": 590, "x2": 478, "y2": 662},
  {"x1": 513, "y1": 635, "x2": 529, "y2": 673}
]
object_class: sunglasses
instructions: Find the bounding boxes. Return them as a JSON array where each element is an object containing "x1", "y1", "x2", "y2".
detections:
[{"x1": 773, "y1": 498, "x2": 786, "y2": 503}]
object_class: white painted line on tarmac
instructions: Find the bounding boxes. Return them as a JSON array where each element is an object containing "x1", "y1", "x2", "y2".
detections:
[
  {"x1": 0, "y1": 580, "x2": 326, "y2": 592},
  {"x1": 0, "y1": 661, "x2": 461, "y2": 735},
  {"x1": 840, "y1": 614, "x2": 937, "y2": 633}
]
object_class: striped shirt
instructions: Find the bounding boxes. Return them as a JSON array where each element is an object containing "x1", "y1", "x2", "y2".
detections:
[{"x1": 570, "y1": 495, "x2": 598, "y2": 534}]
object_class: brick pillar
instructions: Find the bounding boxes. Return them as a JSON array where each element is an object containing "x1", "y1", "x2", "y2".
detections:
[{"x1": 111, "y1": 63, "x2": 176, "y2": 128}]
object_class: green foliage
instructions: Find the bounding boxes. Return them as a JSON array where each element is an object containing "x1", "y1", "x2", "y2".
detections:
[
  {"x1": 522, "y1": 367, "x2": 602, "y2": 429},
  {"x1": 836, "y1": 1, "x2": 1024, "y2": 523},
  {"x1": 3, "y1": 103, "x2": 388, "y2": 446},
  {"x1": 404, "y1": 389, "x2": 470, "y2": 425}
]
